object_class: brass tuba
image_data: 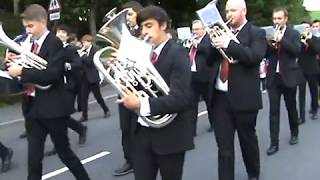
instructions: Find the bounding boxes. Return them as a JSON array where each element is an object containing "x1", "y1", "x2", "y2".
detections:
[
  {"x1": 0, "y1": 22, "x2": 50, "y2": 96},
  {"x1": 94, "y1": 9, "x2": 177, "y2": 128}
]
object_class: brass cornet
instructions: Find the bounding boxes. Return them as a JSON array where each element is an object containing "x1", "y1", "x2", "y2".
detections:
[
  {"x1": 270, "y1": 24, "x2": 286, "y2": 48},
  {"x1": 301, "y1": 31, "x2": 312, "y2": 45},
  {"x1": 208, "y1": 19, "x2": 240, "y2": 63}
]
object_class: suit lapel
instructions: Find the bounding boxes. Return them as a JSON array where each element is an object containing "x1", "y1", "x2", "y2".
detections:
[
  {"x1": 235, "y1": 22, "x2": 251, "y2": 44},
  {"x1": 155, "y1": 39, "x2": 173, "y2": 66},
  {"x1": 38, "y1": 32, "x2": 51, "y2": 59}
]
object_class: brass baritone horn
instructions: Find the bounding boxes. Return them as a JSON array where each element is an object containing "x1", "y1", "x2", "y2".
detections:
[
  {"x1": 94, "y1": 9, "x2": 177, "y2": 128},
  {"x1": 0, "y1": 22, "x2": 50, "y2": 96}
]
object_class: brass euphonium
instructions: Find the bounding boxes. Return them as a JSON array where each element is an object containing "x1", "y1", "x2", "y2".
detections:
[
  {"x1": 94, "y1": 9, "x2": 177, "y2": 128},
  {"x1": 0, "y1": 22, "x2": 50, "y2": 96}
]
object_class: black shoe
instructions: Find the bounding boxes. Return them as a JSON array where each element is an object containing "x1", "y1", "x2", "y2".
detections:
[
  {"x1": 311, "y1": 113, "x2": 318, "y2": 120},
  {"x1": 19, "y1": 132, "x2": 27, "y2": 139},
  {"x1": 266, "y1": 145, "x2": 279, "y2": 156},
  {"x1": 44, "y1": 148, "x2": 57, "y2": 156},
  {"x1": 104, "y1": 111, "x2": 111, "y2": 118},
  {"x1": 79, "y1": 116, "x2": 88, "y2": 122},
  {"x1": 207, "y1": 127, "x2": 214, "y2": 132},
  {"x1": 79, "y1": 126, "x2": 88, "y2": 145},
  {"x1": 298, "y1": 118, "x2": 306, "y2": 125},
  {"x1": 1, "y1": 148, "x2": 13, "y2": 172},
  {"x1": 112, "y1": 162, "x2": 133, "y2": 176},
  {"x1": 289, "y1": 136, "x2": 298, "y2": 145}
]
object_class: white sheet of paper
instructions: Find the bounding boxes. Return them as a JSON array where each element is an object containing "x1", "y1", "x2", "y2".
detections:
[{"x1": 177, "y1": 27, "x2": 192, "y2": 40}]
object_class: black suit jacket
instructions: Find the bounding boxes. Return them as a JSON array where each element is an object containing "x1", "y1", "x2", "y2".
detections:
[
  {"x1": 132, "y1": 39, "x2": 195, "y2": 155},
  {"x1": 20, "y1": 32, "x2": 74, "y2": 119},
  {"x1": 191, "y1": 33, "x2": 215, "y2": 83},
  {"x1": 208, "y1": 22, "x2": 267, "y2": 111},
  {"x1": 266, "y1": 26, "x2": 302, "y2": 88},
  {"x1": 298, "y1": 36, "x2": 320, "y2": 75},
  {"x1": 63, "y1": 44, "x2": 82, "y2": 92},
  {"x1": 81, "y1": 46, "x2": 100, "y2": 84}
]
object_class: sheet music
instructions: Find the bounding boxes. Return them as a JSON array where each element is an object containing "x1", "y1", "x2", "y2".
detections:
[
  {"x1": 196, "y1": 3, "x2": 222, "y2": 27},
  {"x1": 117, "y1": 32, "x2": 153, "y2": 68}
]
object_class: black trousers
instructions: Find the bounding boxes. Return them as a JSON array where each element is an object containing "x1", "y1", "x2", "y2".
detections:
[
  {"x1": 118, "y1": 103, "x2": 134, "y2": 164},
  {"x1": 67, "y1": 116, "x2": 85, "y2": 134},
  {"x1": 268, "y1": 74, "x2": 299, "y2": 146},
  {"x1": 132, "y1": 126, "x2": 186, "y2": 180},
  {"x1": 25, "y1": 116, "x2": 90, "y2": 180},
  {"x1": 211, "y1": 90, "x2": 260, "y2": 180},
  {"x1": 298, "y1": 73, "x2": 319, "y2": 120},
  {"x1": 192, "y1": 82, "x2": 214, "y2": 129},
  {"x1": 81, "y1": 80, "x2": 109, "y2": 119},
  {"x1": 0, "y1": 141, "x2": 8, "y2": 159}
]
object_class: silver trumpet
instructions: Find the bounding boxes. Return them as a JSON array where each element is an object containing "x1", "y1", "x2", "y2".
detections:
[
  {"x1": 208, "y1": 18, "x2": 240, "y2": 63},
  {"x1": 182, "y1": 34, "x2": 197, "y2": 48},
  {"x1": 196, "y1": 1, "x2": 240, "y2": 63},
  {"x1": 0, "y1": 22, "x2": 50, "y2": 96},
  {"x1": 94, "y1": 9, "x2": 177, "y2": 128},
  {"x1": 270, "y1": 24, "x2": 286, "y2": 48}
]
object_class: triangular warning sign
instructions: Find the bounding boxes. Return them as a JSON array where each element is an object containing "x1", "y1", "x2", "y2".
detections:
[{"x1": 48, "y1": 0, "x2": 61, "y2": 12}]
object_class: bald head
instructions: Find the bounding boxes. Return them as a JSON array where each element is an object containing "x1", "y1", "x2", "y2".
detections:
[
  {"x1": 225, "y1": 0, "x2": 247, "y2": 28},
  {"x1": 226, "y1": 0, "x2": 247, "y2": 9}
]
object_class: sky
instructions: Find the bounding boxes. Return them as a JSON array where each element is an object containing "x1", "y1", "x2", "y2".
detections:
[{"x1": 303, "y1": 0, "x2": 320, "y2": 11}]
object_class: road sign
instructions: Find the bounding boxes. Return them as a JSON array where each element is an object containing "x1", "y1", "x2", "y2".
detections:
[
  {"x1": 48, "y1": 0, "x2": 61, "y2": 21},
  {"x1": 48, "y1": 0, "x2": 61, "y2": 12}
]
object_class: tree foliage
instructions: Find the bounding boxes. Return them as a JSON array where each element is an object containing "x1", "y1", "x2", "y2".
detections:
[{"x1": 0, "y1": 0, "x2": 312, "y2": 36}]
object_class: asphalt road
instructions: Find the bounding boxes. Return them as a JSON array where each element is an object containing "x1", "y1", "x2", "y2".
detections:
[{"x1": 0, "y1": 85, "x2": 320, "y2": 180}]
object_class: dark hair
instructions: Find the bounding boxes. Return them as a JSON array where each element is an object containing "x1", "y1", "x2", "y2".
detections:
[
  {"x1": 300, "y1": 20, "x2": 311, "y2": 25},
  {"x1": 273, "y1": 7, "x2": 288, "y2": 17},
  {"x1": 313, "y1": 19, "x2": 320, "y2": 23},
  {"x1": 121, "y1": 1, "x2": 143, "y2": 13},
  {"x1": 56, "y1": 24, "x2": 71, "y2": 35},
  {"x1": 137, "y1": 5, "x2": 172, "y2": 31},
  {"x1": 20, "y1": 4, "x2": 48, "y2": 21}
]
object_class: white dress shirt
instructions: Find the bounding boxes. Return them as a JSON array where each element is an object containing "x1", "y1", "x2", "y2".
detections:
[{"x1": 215, "y1": 20, "x2": 247, "y2": 92}]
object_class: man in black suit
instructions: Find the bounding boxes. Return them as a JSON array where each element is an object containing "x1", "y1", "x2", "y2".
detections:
[
  {"x1": 44, "y1": 24, "x2": 88, "y2": 156},
  {"x1": 78, "y1": 34, "x2": 110, "y2": 122},
  {"x1": 113, "y1": 1, "x2": 143, "y2": 176},
  {"x1": 0, "y1": 141, "x2": 13, "y2": 172},
  {"x1": 207, "y1": 0, "x2": 266, "y2": 179},
  {"x1": 119, "y1": 5, "x2": 195, "y2": 180},
  {"x1": 265, "y1": 7, "x2": 301, "y2": 156},
  {"x1": 6, "y1": 4, "x2": 90, "y2": 180},
  {"x1": 189, "y1": 20, "x2": 215, "y2": 134},
  {"x1": 298, "y1": 22, "x2": 320, "y2": 124}
]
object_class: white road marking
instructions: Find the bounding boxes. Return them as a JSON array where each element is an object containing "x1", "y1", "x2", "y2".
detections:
[
  {"x1": 0, "y1": 94, "x2": 118, "y2": 126},
  {"x1": 41, "y1": 151, "x2": 110, "y2": 180}
]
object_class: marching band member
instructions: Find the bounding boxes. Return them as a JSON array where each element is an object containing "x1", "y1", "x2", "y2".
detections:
[
  {"x1": 266, "y1": 7, "x2": 302, "y2": 156},
  {"x1": 189, "y1": 20, "x2": 215, "y2": 134},
  {"x1": 44, "y1": 24, "x2": 88, "y2": 156},
  {"x1": 78, "y1": 34, "x2": 111, "y2": 122},
  {"x1": 119, "y1": 5, "x2": 195, "y2": 180},
  {"x1": 6, "y1": 4, "x2": 91, "y2": 180},
  {"x1": 297, "y1": 22, "x2": 320, "y2": 124},
  {"x1": 207, "y1": 0, "x2": 266, "y2": 179},
  {"x1": 113, "y1": 0, "x2": 143, "y2": 177}
]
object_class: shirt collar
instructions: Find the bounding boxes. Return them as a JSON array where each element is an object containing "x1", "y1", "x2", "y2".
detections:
[
  {"x1": 153, "y1": 38, "x2": 169, "y2": 56},
  {"x1": 231, "y1": 20, "x2": 248, "y2": 34},
  {"x1": 33, "y1": 30, "x2": 50, "y2": 49}
]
